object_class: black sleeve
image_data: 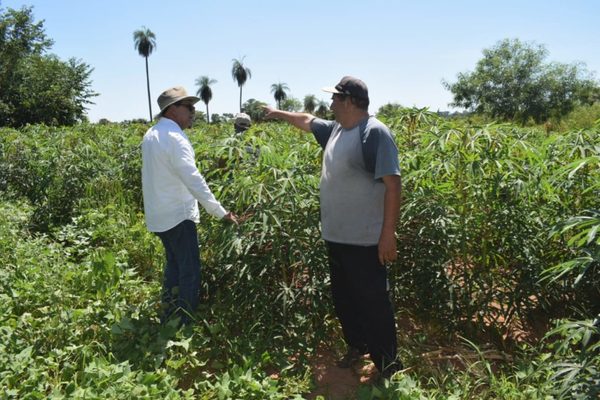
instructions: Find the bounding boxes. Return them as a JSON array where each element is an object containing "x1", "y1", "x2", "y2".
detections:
[{"x1": 310, "y1": 118, "x2": 335, "y2": 149}]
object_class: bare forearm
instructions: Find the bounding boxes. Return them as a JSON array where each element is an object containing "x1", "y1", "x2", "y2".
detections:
[
  {"x1": 264, "y1": 107, "x2": 314, "y2": 132},
  {"x1": 378, "y1": 174, "x2": 402, "y2": 264},
  {"x1": 381, "y1": 176, "x2": 401, "y2": 236}
]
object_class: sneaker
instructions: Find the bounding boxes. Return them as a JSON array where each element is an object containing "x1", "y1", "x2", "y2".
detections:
[{"x1": 336, "y1": 347, "x2": 365, "y2": 368}]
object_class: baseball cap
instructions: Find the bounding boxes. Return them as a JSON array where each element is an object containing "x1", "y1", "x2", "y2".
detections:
[{"x1": 322, "y1": 76, "x2": 369, "y2": 102}]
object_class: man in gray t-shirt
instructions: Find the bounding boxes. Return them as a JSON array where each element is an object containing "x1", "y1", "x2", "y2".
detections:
[{"x1": 264, "y1": 76, "x2": 402, "y2": 379}]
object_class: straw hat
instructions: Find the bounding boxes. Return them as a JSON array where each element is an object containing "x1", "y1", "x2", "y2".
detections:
[{"x1": 157, "y1": 86, "x2": 199, "y2": 116}]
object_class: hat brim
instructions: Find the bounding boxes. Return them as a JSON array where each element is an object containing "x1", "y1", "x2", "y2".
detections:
[
  {"x1": 322, "y1": 86, "x2": 343, "y2": 94},
  {"x1": 157, "y1": 95, "x2": 201, "y2": 117}
]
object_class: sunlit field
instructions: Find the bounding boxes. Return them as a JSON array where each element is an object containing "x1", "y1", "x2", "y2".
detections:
[{"x1": 1, "y1": 109, "x2": 598, "y2": 399}]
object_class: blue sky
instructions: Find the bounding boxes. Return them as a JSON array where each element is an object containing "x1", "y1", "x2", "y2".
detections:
[{"x1": 2, "y1": 0, "x2": 599, "y2": 122}]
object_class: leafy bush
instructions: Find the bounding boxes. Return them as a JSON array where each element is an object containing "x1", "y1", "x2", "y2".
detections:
[
  {"x1": 1, "y1": 114, "x2": 599, "y2": 397},
  {"x1": 554, "y1": 102, "x2": 600, "y2": 131}
]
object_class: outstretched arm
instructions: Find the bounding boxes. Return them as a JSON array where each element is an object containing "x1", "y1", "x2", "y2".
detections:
[{"x1": 263, "y1": 105, "x2": 315, "y2": 132}]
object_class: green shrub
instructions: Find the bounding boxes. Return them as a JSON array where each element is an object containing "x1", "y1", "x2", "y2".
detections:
[{"x1": 1, "y1": 115, "x2": 599, "y2": 397}]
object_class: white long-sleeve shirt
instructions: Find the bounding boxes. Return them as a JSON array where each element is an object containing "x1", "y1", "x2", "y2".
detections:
[{"x1": 142, "y1": 118, "x2": 226, "y2": 232}]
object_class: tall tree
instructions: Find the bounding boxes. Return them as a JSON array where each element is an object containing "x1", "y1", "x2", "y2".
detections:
[
  {"x1": 11, "y1": 55, "x2": 96, "y2": 126},
  {"x1": 0, "y1": 6, "x2": 52, "y2": 86},
  {"x1": 270, "y1": 82, "x2": 289, "y2": 109},
  {"x1": 231, "y1": 57, "x2": 251, "y2": 112},
  {"x1": 195, "y1": 76, "x2": 217, "y2": 123},
  {"x1": 444, "y1": 38, "x2": 598, "y2": 124},
  {"x1": 0, "y1": 6, "x2": 96, "y2": 127},
  {"x1": 133, "y1": 26, "x2": 156, "y2": 122},
  {"x1": 303, "y1": 94, "x2": 317, "y2": 113}
]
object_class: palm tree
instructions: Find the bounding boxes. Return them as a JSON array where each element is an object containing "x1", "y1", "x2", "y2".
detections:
[
  {"x1": 231, "y1": 57, "x2": 251, "y2": 112},
  {"x1": 133, "y1": 26, "x2": 156, "y2": 122},
  {"x1": 303, "y1": 94, "x2": 317, "y2": 113},
  {"x1": 195, "y1": 76, "x2": 217, "y2": 123},
  {"x1": 270, "y1": 82, "x2": 289, "y2": 109},
  {"x1": 316, "y1": 100, "x2": 330, "y2": 118}
]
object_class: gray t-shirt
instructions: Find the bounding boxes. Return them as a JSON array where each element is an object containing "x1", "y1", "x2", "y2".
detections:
[{"x1": 311, "y1": 117, "x2": 400, "y2": 246}]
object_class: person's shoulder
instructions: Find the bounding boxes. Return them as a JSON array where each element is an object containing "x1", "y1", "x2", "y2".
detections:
[
  {"x1": 311, "y1": 117, "x2": 335, "y2": 125},
  {"x1": 142, "y1": 125, "x2": 155, "y2": 139},
  {"x1": 365, "y1": 116, "x2": 390, "y2": 132},
  {"x1": 151, "y1": 120, "x2": 186, "y2": 146},
  {"x1": 154, "y1": 117, "x2": 182, "y2": 130},
  {"x1": 363, "y1": 117, "x2": 396, "y2": 144},
  {"x1": 155, "y1": 119, "x2": 182, "y2": 135},
  {"x1": 311, "y1": 117, "x2": 337, "y2": 131}
]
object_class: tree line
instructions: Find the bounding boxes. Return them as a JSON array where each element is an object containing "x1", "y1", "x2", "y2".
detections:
[
  {"x1": 134, "y1": 27, "x2": 599, "y2": 127},
  {"x1": 0, "y1": 6, "x2": 96, "y2": 127},
  {"x1": 1, "y1": 6, "x2": 598, "y2": 128},
  {"x1": 133, "y1": 26, "x2": 327, "y2": 124}
]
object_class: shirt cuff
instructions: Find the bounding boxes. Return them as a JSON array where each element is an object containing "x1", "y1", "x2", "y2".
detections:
[{"x1": 210, "y1": 205, "x2": 228, "y2": 219}]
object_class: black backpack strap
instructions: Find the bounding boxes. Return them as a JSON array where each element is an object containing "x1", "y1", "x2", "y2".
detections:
[{"x1": 359, "y1": 116, "x2": 378, "y2": 174}]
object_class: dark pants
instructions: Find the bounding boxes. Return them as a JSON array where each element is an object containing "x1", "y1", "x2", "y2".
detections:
[
  {"x1": 156, "y1": 220, "x2": 201, "y2": 325},
  {"x1": 327, "y1": 241, "x2": 399, "y2": 373}
]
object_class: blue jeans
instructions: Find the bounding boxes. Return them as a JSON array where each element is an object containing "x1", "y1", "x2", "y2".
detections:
[{"x1": 156, "y1": 220, "x2": 201, "y2": 324}]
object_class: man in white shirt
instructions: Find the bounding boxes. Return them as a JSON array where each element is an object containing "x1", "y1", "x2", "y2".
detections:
[{"x1": 142, "y1": 86, "x2": 237, "y2": 325}]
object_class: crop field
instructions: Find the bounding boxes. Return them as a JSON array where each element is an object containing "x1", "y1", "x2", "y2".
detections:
[{"x1": 0, "y1": 109, "x2": 598, "y2": 399}]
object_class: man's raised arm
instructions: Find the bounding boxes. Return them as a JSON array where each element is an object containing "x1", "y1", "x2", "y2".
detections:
[{"x1": 263, "y1": 105, "x2": 315, "y2": 132}]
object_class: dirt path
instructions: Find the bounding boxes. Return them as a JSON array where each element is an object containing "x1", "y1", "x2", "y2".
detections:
[{"x1": 306, "y1": 349, "x2": 378, "y2": 400}]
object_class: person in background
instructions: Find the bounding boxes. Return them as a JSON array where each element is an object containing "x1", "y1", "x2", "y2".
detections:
[
  {"x1": 142, "y1": 86, "x2": 238, "y2": 325},
  {"x1": 233, "y1": 112, "x2": 260, "y2": 159},
  {"x1": 233, "y1": 112, "x2": 251, "y2": 134},
  {"x1": 264, "y1": 76, "x2": 402, "y2": 379}
]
